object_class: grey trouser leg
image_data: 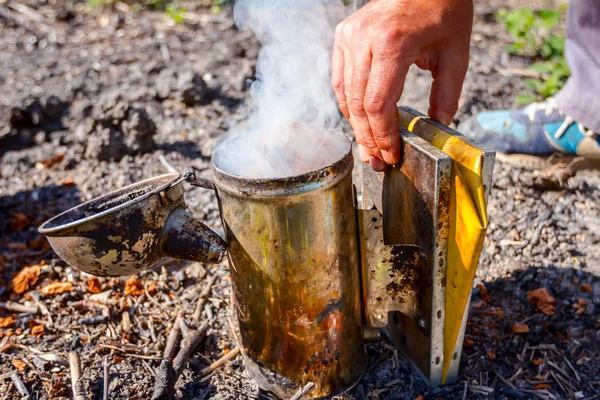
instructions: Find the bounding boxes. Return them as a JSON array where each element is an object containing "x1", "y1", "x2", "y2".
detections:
[{"x1": 555, "y1": 0, "x2": 600, "y2": 133}]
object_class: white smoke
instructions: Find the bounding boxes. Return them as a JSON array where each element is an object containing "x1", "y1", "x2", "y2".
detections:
[{"x1": 212, "y1": 0, "x2": 351, "y2": 179}]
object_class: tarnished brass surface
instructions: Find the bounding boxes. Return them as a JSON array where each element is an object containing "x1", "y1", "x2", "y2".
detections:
[
  {"x1": 213, "y1": 147, "x2": 366, "y2": 399},
  {"x1": 39, "y1": 174, "x2": 226, "y2": 277}
]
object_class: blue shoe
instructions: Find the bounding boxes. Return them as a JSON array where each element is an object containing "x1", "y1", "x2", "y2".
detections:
[{"x1": 458, "y1": 98, "x2": 600, "y2": 160}]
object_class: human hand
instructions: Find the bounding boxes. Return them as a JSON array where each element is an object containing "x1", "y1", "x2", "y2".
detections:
[{"x1": 332, "y1": 0, "x2": 473, "y2": 170}]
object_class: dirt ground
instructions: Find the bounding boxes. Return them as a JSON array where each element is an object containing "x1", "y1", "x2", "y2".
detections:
[{"x1": 0, "y1": 0, "x2": 598, "y2": 399}]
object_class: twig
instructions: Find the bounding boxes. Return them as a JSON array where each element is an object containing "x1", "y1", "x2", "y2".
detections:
[
  {"x1": 29, "y1": 291, "x2": 52, "y2": 324},
  {"x1": 69, "y1": 351, "x2": 86, "y2": 400},
  {"x1": 193, "y1": 274, "x2": 218, "y2": 322},
  {"x1": 121, "y1": 311, "x2": 132, "y2": 334},
  {"x1": 158, "y1": 154, "x2": 178, "y2": 174},
  {"x1": 0, "y1": 301, "x2": 38, "y2": 314},
  {"x1": 495, "y1": 371, "x2": 517, "y2": 390},
  {"x1": 499, "y1": 387, "x2": 527, "y2": 399},
  {"x1": 461, "y1": 381, "x2": 468, "y2": 400},
  {"x1": 10, "y1": 373, "x2": 29, "y2": 396},
  {"x1": 103, "y1": 356, "x2": 110, "y2": 400},
  {"x1": 6, "y1": 1, "x2": 44, "y2": 22},
  {"x1": 173, "y1": 323, "x2": 209, "y2": 378},
  {"x1": 151, "y1": 313, "x2": 183, "y2": 400},
  {"x1": 563, "y1": 356, "x2": 581, "y2": 382},
  {"x1": 200, "y1": 346, "x2": 240, "y2": 377},
  {"x1": 164, "y1": 312, "x2": 183, "y2": 359},
  {"x1": 290, "y1": 382, "x2": 315, "y2": 400},
  {"x1": 226, "y1": 315, "x2": 246, "y2": 358},
  {"x1": 97, "y1": 344, "x2": 162, "y2": 360}
]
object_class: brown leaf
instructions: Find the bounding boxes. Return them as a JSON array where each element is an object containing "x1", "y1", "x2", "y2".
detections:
[
  {"x1": 87, "y1": 277, "x2": 103, "y2": 294},
  {"x1": 478, "y1": 284, "x2": 491, "y2": 303},
  {"x1": 59, "y1": 177, "x2": 76, "y2": 186},
  {"x1": 10, "y1": 213, "x2": 31, "y2": 232},
  {"x1": 580, "y1": 284, "x2": 592, "y2": 292},
  {"x1": 532, "y1": 359, "x2": 544, "y2": 366},
  {"x1": 29, "y1": 235, "x2": 49, "y2": 251},
  {"x1": 527, "y1": 288, "x2": 556, "y2": 315},
  {"x1": 0, "y1": 315, "x2": 16, "y2": 328},
  {"x1": 464, "y1": 338, "x2": 474, "y2": 347},
  {"x1": 512, "y1": 323, "x2": 530, "y2": 333},
  {"x1": 414, "y1": 396, "x2": 425, "y2": 400},
  {"x1": 487, "y1": 351, "x2": 496, "y2": 360},
  {"x1": 31, "y1": 323, "x2": 45, "y2": 338},
  {"x1": 11, "y1": 359, "x2": 27, "y2": 371},
  {"x1": 125, "y1": 277, "x2": 144, "y2": 297},
  {"x1": 11, "y1": 265, "x2": 41, "y2": 294},
  {"x1": 36, "y1": 153, "x2": 65, "y2": 169},
  {"x1": 485, "y1": 308, "x2": 505, "y2": 318},
  {"x1": 532, "y1": 383, "x2": 549, "y2": 390},
  {"x1": 39, "y1": 281, "x2": 74, "y2": 296}
]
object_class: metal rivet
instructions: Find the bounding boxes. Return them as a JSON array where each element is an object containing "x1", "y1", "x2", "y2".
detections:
[{"x1": 418, "y1": 319, "x2": 426, "y2": 329}]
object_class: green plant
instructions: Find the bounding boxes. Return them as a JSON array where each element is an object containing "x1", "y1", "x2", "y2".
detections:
[
  {"x1": 166, "y1": 3, "x2": 186, "y2": 24},
  {"x1": 211, "y1": 0, "x2": 230, "y2": 14},
  {"x1": 497, "y1": 6, "x2": 570, "y2": 103}
]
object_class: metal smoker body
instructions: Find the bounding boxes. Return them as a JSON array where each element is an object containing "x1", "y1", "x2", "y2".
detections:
[
  {"x1": 39, "y1": 107, "x2": 495, "y2": 399},
  {"x1": 214, "y1": 152, "x2": 366, "y2": 397}
]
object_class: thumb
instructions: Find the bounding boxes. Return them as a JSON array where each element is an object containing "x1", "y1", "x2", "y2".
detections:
[{"x1": 427, "y1": 50, "x2": 469, "y2": 126}]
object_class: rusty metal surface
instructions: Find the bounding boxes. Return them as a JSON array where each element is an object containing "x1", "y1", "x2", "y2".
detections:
[
  {"x1": 359, "y1": 128, "x2": 451, "y2": 386},
  {"x1": 398, "y1": 106, "x2": 496, "y2": 383},
  {"x1": 39, "y1": 173, "x2": 226, "y2": 277},
  {"x1": 214, "y1": 145, "x2": 367, "y2": 399}
]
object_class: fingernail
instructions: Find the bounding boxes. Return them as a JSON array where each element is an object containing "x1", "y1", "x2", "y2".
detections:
[
  {"x1": 381, "y1": 149, "x2": 399, "y2": 165},
  {"x1": 358, "y1": 144, "x2": 369, "y2": 162},
  {"x1": 370, "y1": 156, "x2": 386, "y2": 172}
]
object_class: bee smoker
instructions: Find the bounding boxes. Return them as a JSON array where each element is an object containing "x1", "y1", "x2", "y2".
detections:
[{"x1": 39, "y1": 107, "x2": 495, "y2": 399}]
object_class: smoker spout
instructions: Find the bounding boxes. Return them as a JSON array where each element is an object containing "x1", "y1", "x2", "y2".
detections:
[{"x1": 161, "y1": 208, "x2": 227, "y2": 264}]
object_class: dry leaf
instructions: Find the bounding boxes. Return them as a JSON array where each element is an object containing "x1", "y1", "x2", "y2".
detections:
[
  {"x1": 31, "y1": 323, "x2": 45, "y2": 338},
  {"x1": 512, "y1": 323, "x2": 530, "y2": 333},
  {"x1": 532, "y1": 359, "x2": 544, "y2": 366},
  {"x1": 580, "y1": 284, "x2": 592, "y2": 292},
  {"x1": 11, "y1": 265, "x2": 41, "y2": 294},
  {"x1": 125, "y1": 277, "x2": 144, "y2": 297},
  {"x1": 527, "y1": 288, "x2": 556, "y2": 315},
  {"x1": 485, "y1": 308, "x2": 505, "y2": 318},
  {"x1": 532, "y1": 383, "x2": 549, "y2": 390},
  {"x1": 39, "y1": 282, "x2": 74, "y2": 296},
  {"x1": 487, "y1": 351, "x2": 496, "y2": 360},
  {"x1": 36, "y1": 153, "x2": 65, "y2": 169},
  {"x1": 147, "y1": 282, "x2": 158, "y2": 296},
  {"x1": 464, "y1": 338, "x2": 474, "y2": 347},
  {"x1": 11, "y1": 359, "x2": 27, "y2": 371},
  {"x1": 10, "y1": 213, "x2": 31, "y2": 232},
  {"x1": 414, "y1": 396, "x2": 425, "y2": 400},
  {"x1": 0, "y1": 315, "x2": 16, "y2": 328},
  {"x1": 473, "y1": 300, "x2": 484, "y2": 309},
  {"x1": 59, "y1": 177, "x2": 76, "y2": 186},
  {"x1": 88, "y1": 277, "x2": 103, "y2": 294},
  {"x1": 478, "y1": 284, "x2": 491, "y2": 303}
]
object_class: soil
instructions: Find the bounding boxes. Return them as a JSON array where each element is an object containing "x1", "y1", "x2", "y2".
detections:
[{"x1": 0, "y1": 0, "x2": 598, "y2": 399}]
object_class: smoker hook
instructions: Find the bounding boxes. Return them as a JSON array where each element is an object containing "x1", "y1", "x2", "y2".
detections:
[{"x1": 182, "y1": 167, "x2": 216, "y2": 190}]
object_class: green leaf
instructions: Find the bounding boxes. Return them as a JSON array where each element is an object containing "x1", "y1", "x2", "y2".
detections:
[
  {"x1": 537, "y1": 9, "x2": 561, "y2": 30},
  {"x1": 516, "y1": 94, "x2": 537, "y2": 104},
  {"x1": 528, "y1": 61, "x2": 555, "y2": 74},
  {"x1": 523, "y1": 78, "x2": 542, "y2": 93}
]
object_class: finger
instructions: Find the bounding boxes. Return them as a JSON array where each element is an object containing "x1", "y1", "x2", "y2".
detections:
[
  {"x1": 364, "y1": 51, "x2": 410, "y2": 165},
  {"x1": 343, "y1": 39, "x2": 382, "y2": 161},
  {"x1": 427, "y1": 49, "x2": 469, "y2": 126},
  {"x1": 332, "y1": 24, "x2": 349, "y2": 119}
]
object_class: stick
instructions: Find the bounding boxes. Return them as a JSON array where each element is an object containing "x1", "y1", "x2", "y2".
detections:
[
  {"x1": 562, "y1": 356, "x2": 581, "y2": 382},
  {"x1": 103, "y1": 356, "x2": 110, "y2": 400},
  {"x1": 193, "y1": 274, "x2": 218, "y2": 322},
  {"x1": 0, "y1": 301, "x2": 38, "y2": 314},
  {"x1": 200, "y1": 346, "x2": 240, "y2": 377},
  {"x1": 173, "y1": 323, "x2": 209, "y2": 378},
  {"x1": 289, "y1": 382, "x2": 315, "y2": 400},
  {"x1": 69, "y1": 351, "x2": 86, "y2": 400},
  {"x1": 151, "y1": 313, "x2": 183, "y2": 400},
  {"x1": 158, "y1": 154, "x2": 178, "y2": 174},
  {"x1": 10, "y1": 373, "x2": 29, "y2": 396},
  {"x1": 461, "y1": 381, "x2": 468, "y2": 400}
]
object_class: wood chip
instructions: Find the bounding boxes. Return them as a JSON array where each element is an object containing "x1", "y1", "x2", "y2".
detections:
[
  {"x1": 527, "y1": 288, "x2": 556, "y2": 315},
  {"x1": 0, "y1": 315, "x2": 16, "y2": 328},
  {"x1": 512, "y1": 323, "x2": 530, "y2": 333},
  {"x1": 39, "y1": 281, "x2": 74, "y2": 296}
]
